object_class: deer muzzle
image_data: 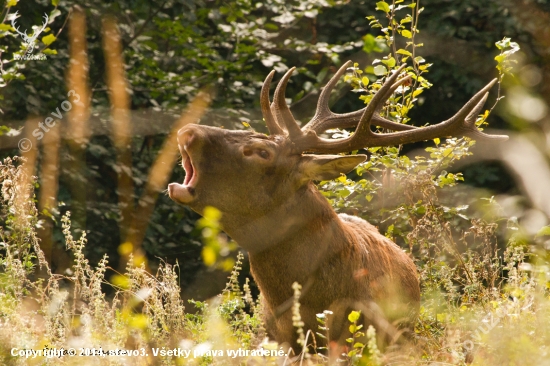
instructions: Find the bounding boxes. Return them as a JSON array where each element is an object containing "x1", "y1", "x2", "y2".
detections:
[{"x1": 168, "y1": 125, "x2": 200, "y2": 204}]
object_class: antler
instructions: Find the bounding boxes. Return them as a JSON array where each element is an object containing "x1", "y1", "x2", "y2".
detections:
[
  {"x1": 11, "y1": 11, "x2": 30, "y2": 39},
  {"x1": 261, "y1": 60, "x2": 508, "y2": 154},
  {"x1": 37, "y1": 14, "x2": 49, "y2": 35},
  {"x1": 260, "y1": 70, "x2": 285, "y2": 135},
  {"x1": 10, "y1": 12, "x2": 49, "y2": 42}
]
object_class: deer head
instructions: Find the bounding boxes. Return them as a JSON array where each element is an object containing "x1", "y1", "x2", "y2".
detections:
[{"x1": 11, "y1": 11, "x2": 49, "y2": 45}]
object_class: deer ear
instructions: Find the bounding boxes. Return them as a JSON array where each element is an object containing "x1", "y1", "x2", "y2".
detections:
[{"x1": 301, "y1": 154, "x2": 367, "y2": 182}]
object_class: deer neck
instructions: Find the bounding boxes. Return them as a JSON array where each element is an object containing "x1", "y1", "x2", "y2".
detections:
[
  {"x1": 220, "y1": 183, "x2": 344, "y2": 254},
  {"x1": 221, "y1": 183, "x2": 350, "y2": 313}
]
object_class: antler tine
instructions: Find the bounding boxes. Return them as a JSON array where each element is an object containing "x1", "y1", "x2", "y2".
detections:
[
  {"x1": 272, "y1": 67, "x2": 303, "y2": 138},
  {"x1": 378, "y1": 75, "x2": 411, "y2": 112},
  {"x1": 261, "y1": 70, "x2": 285, "y2": 135},
  {"x1": 351, "y1": 64, "x2": 409, "y2": 140},
  {"x1": 302, "y1": 60, "x2": 354, "y2": 132},
  {"x1": 11, "y1": 12, "x2": 20, "y2": 32},
  {"x1": 459, "y1": 92, "x2": 501, "y2": 140},
  {"x1": 417, "y1": 78, "x2": 506, "y2": 141},
  {"x1": 40, "y1": 14, "x2": 49, "y2": 31},
  {"x1": 457, "y1": 84, "x2": 509, "y2": 141}
]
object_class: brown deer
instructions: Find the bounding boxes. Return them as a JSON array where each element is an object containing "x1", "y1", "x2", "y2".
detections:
[{"x1": 168, "y1": 61, "x2": 507, "y2": 353}]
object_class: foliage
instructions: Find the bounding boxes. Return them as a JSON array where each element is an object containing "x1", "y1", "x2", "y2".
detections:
[
  {"x1": 196, "y1": 206, "x2": 237, "y2": 271},
  {"x1": 345, "y1": 310, "x2": 366, "y2": 361}
]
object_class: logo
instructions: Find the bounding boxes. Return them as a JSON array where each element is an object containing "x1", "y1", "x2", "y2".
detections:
[{"x1": 11, "y1": 11, "x2": 48, "y2": 61}]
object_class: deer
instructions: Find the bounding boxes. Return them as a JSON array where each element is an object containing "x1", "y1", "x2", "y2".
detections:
[{"x1": 168, "y1": 61, "x2": 508, "y2": 353}]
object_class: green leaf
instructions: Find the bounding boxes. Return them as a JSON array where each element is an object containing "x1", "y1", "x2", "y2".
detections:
[
  {"x1": 0, "y1": 24, "x2": 13, "y2": 31},
  {"x1": 375, "y1": 1, "x2": 390, "y2": 13},
  {"x1": 52, "y1": 0, "x2": 59, "y2": 5},
  {"x1": 396, "y1": 49, "x2": 412, "y2": 56},
  {"x1": 42, "y1": 49, "x2": 57, "y2": 55},
  {"x1": 41, "y1": 34, "x2": 56, "y2": 46},
  {"x1": 361, "y1": 76, "x2": 369, "y2": 86},
  {"x1": 348, "y1": 310, "x2": 361, "y2": 323},
  {"x1": 362, "y1": 33, "x2": 383, "y2": 53},
  {"x1": 401, "y1": 29, "x2": 412, "y2": 38},
  {"x1": 373, "y1": 65, "x2": 387, "y2": 76}
]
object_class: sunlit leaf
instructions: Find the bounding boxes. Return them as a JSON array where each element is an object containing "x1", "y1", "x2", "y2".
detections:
[
  {"x1": 373, "y1": 65, "x2": 387, "y2": 76},
  {"x1": 41, "y1": 34, "x2": 56, "y2": 46},
  {"x1": 401, "y1": 29, "x2": 412, "y2": 38},
  {"x1": 396, "y1": 49, "x2": 412, "y2": 56},
  {"x1": 375, "y1": 1, "x2": 390, "y2": 13},
  {"x1": 348, "y1": 310, "x2": 361, "y2": 322}
]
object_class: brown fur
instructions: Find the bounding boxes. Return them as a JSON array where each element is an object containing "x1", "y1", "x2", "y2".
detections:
[{"x1": 169, "y1": 124, "x2": 420, "y2": 353}]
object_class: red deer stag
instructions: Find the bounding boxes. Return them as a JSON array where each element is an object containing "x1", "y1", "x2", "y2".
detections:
[{"x1": 168, "y1": 61, "x2": 508, "y2": 352}]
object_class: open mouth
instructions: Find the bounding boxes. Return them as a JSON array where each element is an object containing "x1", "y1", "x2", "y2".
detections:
[
  {"x1": 182, "y1": 152, "x2": 197, "y2": 187},
  {"x1": 168, "y1": 139, "x2": 198, "y2": 203}
]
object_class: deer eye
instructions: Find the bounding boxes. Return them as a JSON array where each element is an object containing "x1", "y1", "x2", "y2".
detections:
[{"x1": 257, "y1": 149, "x2": 270, "y2": 159}]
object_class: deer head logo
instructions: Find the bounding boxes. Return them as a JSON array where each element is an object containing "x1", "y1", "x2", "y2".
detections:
[{"x1": 11, "y1": 12, "x2": 49, "y2": 54}]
